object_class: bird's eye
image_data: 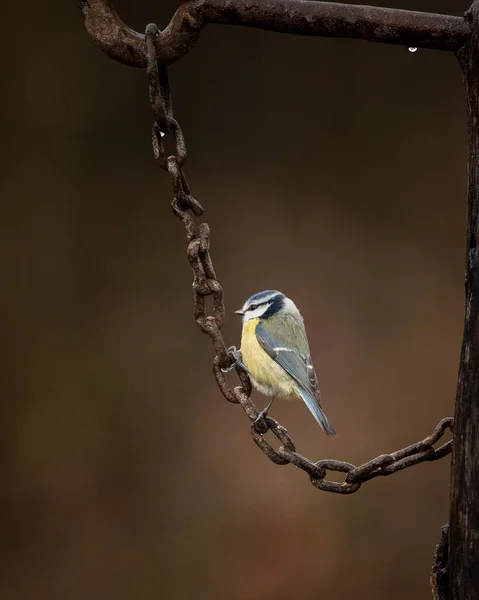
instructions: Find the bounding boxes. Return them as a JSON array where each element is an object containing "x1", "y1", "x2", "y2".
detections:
[{"x1": 250, "y1": 304, "x2": 258, "y2": 310}]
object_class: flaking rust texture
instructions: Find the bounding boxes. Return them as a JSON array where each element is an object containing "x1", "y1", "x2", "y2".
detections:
[
  {"x1": 80, "y1": 0, "x2": 470, "y2": 68},
  {"x1": 450, "y1": 3, "x2": 479, "y2": 599}
]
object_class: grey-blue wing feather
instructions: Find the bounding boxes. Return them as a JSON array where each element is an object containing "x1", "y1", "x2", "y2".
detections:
[
  {"x1": 255, "y1": 322, "x2": 335, "y2": 435},
  {"x1": 256, "y1": 324, "x2": 312, "y2": 393}
]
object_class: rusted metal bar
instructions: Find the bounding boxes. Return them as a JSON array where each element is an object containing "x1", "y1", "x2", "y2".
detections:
[
  {"x1": 449, "y1": 3, "x2": 479, "y2": 598},
  {"x1": 79, "y1": 0, "x2": 471, "y2": 68}
]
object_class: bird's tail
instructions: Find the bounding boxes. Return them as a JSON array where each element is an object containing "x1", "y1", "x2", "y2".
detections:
[{"x1": 298, "y1": 388, "x2": 336, "y2": 435}]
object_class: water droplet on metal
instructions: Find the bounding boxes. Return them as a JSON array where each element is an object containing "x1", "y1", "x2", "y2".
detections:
[{"x1": 408, "y1": 47, "x2": 417, "y2": 53}]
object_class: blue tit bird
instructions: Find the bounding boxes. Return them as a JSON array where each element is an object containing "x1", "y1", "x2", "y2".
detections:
[{"x1": 229, "y1": 290, "x2": 335, "y2": 435}]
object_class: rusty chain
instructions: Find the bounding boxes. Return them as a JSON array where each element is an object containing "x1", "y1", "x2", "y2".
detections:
[{"x1": 145, "y1": 22, "x2": 454, "y2": 495}]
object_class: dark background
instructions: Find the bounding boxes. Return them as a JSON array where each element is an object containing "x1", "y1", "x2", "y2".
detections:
[{"x1": 2, "y1": 1, "x2": 466, "y2": 598}]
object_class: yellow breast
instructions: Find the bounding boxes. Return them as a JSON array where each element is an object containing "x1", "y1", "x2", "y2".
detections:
[
  {"x1": 241, "y1": 318, "x2": 266, "y2": 381},
  {"x1": 240, "y1": 318, "x2": 298, "y2": 398}
]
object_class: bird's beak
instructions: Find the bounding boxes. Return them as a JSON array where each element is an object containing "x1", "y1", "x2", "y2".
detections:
[{"x1": 235, "y1": 309, "x2": 244, "y2": 316}]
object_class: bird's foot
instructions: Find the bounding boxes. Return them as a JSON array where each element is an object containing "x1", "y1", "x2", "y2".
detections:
[
  {"x1": 221, "y1": 346, "x2": 249, "y2": 374},
  {"x1": 252, "y1": 408, "x2": 269, "y2": 429},
  {"x1": 252, "y1": 397, "x2": 275, "y2": 429}
]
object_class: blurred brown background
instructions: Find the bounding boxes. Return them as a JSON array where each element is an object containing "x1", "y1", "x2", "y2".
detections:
[{"x1": 1, "y1": 0, "x2": 467, "y2": 598}]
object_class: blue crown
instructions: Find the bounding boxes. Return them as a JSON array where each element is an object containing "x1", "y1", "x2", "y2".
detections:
[{"x1": 246, "y1": 290, "x2": 282, "y2": 304}]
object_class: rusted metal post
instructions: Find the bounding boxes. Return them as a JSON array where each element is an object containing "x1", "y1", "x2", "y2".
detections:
[{"x1": 450, "y1": 3, "x2": 479, "y2": 599}]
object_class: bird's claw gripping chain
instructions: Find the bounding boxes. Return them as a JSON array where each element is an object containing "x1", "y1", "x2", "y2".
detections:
[
  {"x1": 134, "y1": 21, "x2": 457, "y2": 495},
  {"x1": 221, "y1": 346, "x2": 249, "y2": 374},
  {"x1": 252, "y1": 396, "x2": 276, "y2": 432}
]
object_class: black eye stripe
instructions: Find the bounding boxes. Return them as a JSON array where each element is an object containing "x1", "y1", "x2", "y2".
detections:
[
  {"x1": 248, "y1": 301, "x2": 269, "y2": 311},
  {"x1": 246, "y1": 295, "x2": 280, "y2": 312}
]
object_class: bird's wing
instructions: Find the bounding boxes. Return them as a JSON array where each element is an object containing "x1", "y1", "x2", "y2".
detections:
[
  {"x1": 255, "y1": 322, "x2": 335, "y2": 435},
  {"x1": 255, "y1": 321, "x2": 318, "y2": 398}
]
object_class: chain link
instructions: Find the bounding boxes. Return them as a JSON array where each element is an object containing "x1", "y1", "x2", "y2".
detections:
[{"x1": 145, "y1": 22, "x2": 454, "y2": 494}]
